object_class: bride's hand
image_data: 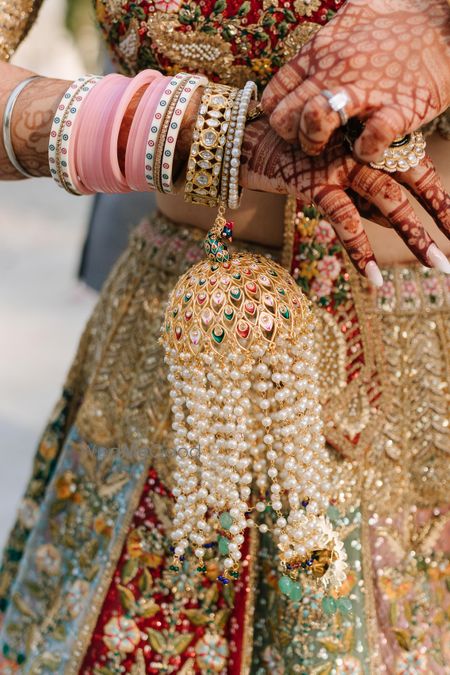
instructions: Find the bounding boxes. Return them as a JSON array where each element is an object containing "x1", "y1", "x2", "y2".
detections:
[
  {"x1": 261, "y1": 0, "x2": 450, "y2": 162},
  {"x1": 240, "y1": 117, "x2": 450, "y2": 282}
]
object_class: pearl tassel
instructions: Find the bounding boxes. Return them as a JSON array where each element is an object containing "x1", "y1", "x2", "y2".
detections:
[{"x1": 161, "y1": 223, "x2": 348, "y2": 592}]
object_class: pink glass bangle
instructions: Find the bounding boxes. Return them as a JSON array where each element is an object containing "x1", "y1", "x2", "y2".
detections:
[
  {"x1": 125, "y1": 75, "x2": 171, "y2": 192},
  {"x1": 74, "y1": 74, "x2": 129, "y2": 194},
  {"x1": 103, "y1": 68, "x2": 162, "y2": 193}
]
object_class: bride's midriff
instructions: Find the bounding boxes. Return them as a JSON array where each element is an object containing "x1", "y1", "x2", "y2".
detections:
[{"x1": 157, "y1": 132, "x2": 450, "y2": 266}]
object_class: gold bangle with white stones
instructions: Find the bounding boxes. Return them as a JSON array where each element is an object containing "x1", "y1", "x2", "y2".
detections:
[{"x1": 184, "y1": 82, "x2": 238, "y2": 208}]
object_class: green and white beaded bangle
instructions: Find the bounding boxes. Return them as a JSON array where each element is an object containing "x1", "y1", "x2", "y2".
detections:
[
  {"x1": 228, "y1": 81, "x2": 258, "y2": 210},
  {"x1": 159, "y1": 74, "x2": 208, "y2": 194},
  {"x1": 57, "y1": 76, "x2": 102, "y2": 194},
  {"x1": 48, "y1": 75, "x2": 100, "y2": 193},
  {"x1": 144, "y1": 72, "x2": 189, "y2": 190}
]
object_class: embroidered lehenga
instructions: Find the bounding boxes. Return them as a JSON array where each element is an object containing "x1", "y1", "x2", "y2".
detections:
[{"x1": 0, "y1": 1, "x2": 449, "y2": 674}]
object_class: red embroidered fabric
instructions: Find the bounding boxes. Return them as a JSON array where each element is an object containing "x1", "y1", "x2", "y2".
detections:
[
  {"x1": 80, "y1": 469, "x2": 253, "y2": 673},
  {"x1": 94, "y1": 0, "x2": 347, "y2": 90}
]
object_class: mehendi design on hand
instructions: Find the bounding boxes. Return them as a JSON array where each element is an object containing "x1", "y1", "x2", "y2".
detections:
[
  {"x1": 0, "y1": 76, "x2": 69, "y2": 179},
  {"x1": 262, "y1": 0, "x2": 450, "y2": 161},
  {"x1": 240, "y1": 118, "x2": 450, "y2": 275}
]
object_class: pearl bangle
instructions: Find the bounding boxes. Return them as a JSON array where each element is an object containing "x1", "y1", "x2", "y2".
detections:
[
  {"x1": 220, "y1": 89, "x2": 243, "y2": 207},
  {"x1": 228, "y1": 81, "x2": 258, "y2": 210}
]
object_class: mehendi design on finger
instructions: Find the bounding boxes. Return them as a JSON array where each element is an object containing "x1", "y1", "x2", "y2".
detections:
[
  {"x1": 387, "y1": 200, "x2": 433, "y2": 264},
  {"x1": 401, "y1": 161, "x2": 450, "y2": 238},
  {"x1": 313, "y1": 184, "x2": 376, "y2": 272},
  {"x1": 341, "y1": 229, "x2": 376, "y2": 273}
]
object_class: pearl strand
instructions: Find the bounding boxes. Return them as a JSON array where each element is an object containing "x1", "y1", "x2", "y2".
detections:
[
  {"x1": 163, "y1": 277, "x2": 347, "y2": 588},
  {"x1": 228, "y1": 81, "x2": 258, "y2": 210}
]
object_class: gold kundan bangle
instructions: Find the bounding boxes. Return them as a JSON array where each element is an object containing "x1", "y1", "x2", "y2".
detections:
[{"x1": 184, "y1": 82, "x2": 238, "y2": 208}]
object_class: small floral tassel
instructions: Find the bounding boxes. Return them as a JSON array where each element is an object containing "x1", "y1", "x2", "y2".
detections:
[{"x1": 161, "y1": 220, "x2": 347, "y2": 592}]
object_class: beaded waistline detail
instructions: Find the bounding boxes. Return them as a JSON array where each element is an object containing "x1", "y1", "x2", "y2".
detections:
[{"x1": 374, "y1": 265, "x2": 450, "y2": 314}]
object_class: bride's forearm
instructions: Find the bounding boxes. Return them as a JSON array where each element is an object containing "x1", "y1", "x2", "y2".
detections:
[
  {"x1": 0, "y1": 64, "x2": 201, "y2": 183},
  {"x1": 0, "y1": 63, "x2": 69, "y2": 180},
  {"x1": 0, "y1": 66, "x2": 214, "y2": 189}
]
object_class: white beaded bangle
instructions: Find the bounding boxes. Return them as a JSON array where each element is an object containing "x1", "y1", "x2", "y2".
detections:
[
  {"x1": 48, "y1": 75, "x2": 100, "y2": 193},
  {"x1": 220, "y1": 90, "x2": 243, "y2": 206},
  {"x1": 57, "y1": 76, "x2": 102, "y2": 194},
  {"x1": 160, "y1": 74, "x2": 208, "y2": 194},
  {"x1": 144, "y1": 72, "x2": 190, "y2": 190},
  {"x1": 228, "y1": 81, "x2": 258, "y2": 210}
]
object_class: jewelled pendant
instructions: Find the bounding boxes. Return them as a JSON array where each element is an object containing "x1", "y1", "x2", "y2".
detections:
[{"x1": 160, "y1": 218, "x2": 347, "y2": 594}]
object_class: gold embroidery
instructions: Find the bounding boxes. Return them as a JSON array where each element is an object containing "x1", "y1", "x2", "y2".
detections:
[
  {"x1": 4, "y1": 211, "x2": 447, "y2": 671},
  {"x1": 118, "y1": 17, "x2": 140, "y2": 71},
  {"x1": 67, "y1": 450, "x2": 157, "y2": 674},
  {"x1": 360, "y1": 501, "x2": 382, "y2": 675},
  {"x1": 293, "y1": 0, "x2": 321, "y2": 17},
  {"x1": 145, "y1": 15, "x2": 235, "y2": 82},
  {"x1": 0, "y1": 0, "x2": 43, "y2": 61},
  {"x1": 283, "y1": 22, "x2": 321, "y2": 61}
]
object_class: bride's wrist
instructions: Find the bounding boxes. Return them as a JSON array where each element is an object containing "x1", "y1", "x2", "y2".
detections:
[{"x1": 6, "y1": 77, "x2": 69, "y2": 179}]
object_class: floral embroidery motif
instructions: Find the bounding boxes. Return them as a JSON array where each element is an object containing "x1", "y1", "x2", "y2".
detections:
[
  {"x1": 0, "y1": 390, "x2": 74, "y2": 614},
  {"x1": 80, "y1": 469, "x2": 249, "y2": 674},
  {"x1": 0, "y1": 428, "x2": 149, "y2": 672},
  {"x1": 294, "y1": 0, "x2": 322, "y2": 17},
  {"x1": 94, "y1": 0, "x2": 345, "y2": 88},
  {"x1": 291, "y1": 205, "x2": 350, "y2": 308},
  {"x1": 103, "y1": 616, "x2": 142, "y2": 653}
]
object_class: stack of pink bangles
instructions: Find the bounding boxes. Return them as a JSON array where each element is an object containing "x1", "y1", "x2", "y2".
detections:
[{"x1": 48, "y1": 70, "x2": 209, "y2": 196}]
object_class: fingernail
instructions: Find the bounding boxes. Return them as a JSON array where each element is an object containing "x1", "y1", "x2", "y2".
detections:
[
  {"x1": 427, "y1": 243, "x2": 450, "y2": 274},
  {"x1": 365, "y1": 261, "x2": 384, "y2": 288}
]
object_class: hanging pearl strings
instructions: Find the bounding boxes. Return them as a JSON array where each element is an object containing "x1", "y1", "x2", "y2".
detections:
[{"x1": 161, "y1": 217, "x2": 348, "y2": 597}]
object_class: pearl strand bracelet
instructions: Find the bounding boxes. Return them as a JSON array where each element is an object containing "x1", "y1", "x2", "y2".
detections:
[
  {"x1": 228, "y1": 81, "x2": 258, "y2": 210},
  {"x1": 220, "y1": 89, "x2": 243, "y2": 207}
]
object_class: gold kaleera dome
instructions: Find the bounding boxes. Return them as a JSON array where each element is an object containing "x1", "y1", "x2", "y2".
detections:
[{"x1": 161, "y1": 250, "x2": 313, "y2": 357}]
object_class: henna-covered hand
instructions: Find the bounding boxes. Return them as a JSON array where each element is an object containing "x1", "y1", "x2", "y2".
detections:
[
  {"x1": 261, "y1": 0, "x2": 450, "y2": 162},
  {"x1": 240, "y1": 117, "x2": 450, "y2": 281},
  {"x1": 0, "y1": 64, "x2": 69, "y2": 180}
]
